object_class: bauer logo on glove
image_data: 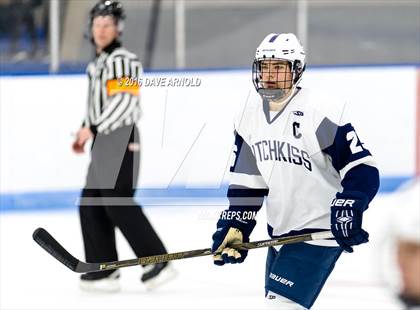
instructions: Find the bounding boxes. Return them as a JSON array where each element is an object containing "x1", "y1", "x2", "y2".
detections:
[{"x1": 330, "y1": 191, "x2": 370, "y2": 253}]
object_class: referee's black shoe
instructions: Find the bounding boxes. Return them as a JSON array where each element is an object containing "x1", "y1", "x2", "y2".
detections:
[
  {"x1": 141, "y1": 262, "x2": 177, "y2": 290},
  {"x1": 80, "y1": 270, "x2": 120, "y2": 292}
]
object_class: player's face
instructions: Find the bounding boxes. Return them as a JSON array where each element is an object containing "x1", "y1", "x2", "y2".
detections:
[
  {"x1": 260, "y1": 60, "x2": 293, "y2": 91},
  {"x1": 92, "y1": 16, "x2": 119, "y2": 51}
]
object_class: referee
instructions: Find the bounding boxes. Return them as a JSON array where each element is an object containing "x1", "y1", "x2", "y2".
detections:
[{"x1": 72, "y1": 0, "x2": 175, "y2": 292}]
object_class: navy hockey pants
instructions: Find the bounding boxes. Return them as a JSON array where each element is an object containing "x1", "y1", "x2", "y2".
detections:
[{"x1": 265, "y1": 242, "x2": 342, "y2": 309}]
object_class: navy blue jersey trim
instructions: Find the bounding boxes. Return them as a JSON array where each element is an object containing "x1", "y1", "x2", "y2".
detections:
[
  {"x1": 316, "y1": 119, "x2": 372, "y2": 172},
  {"x1": 341, "y1": 164, "x2": 380, "y2": 202},
  {"x1": 227, "y1": 185, "x2": 268, "y2": 208},
  {"x1": 231, "y1": 131, "x2": 262, "y2": 176}
]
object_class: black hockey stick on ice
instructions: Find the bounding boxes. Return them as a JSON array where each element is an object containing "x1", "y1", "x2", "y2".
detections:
[{"x1": 33, "y1": 227, "x2": 333, "y2": 274}]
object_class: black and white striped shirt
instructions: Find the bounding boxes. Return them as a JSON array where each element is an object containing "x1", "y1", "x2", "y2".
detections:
[{"x1": 84, "y1": 41, "x2": 142, "y2": 134}]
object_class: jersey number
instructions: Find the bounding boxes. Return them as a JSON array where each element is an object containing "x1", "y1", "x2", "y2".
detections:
[{"x1": 346, "y1": 131, "x2": 363, "y2": 154}]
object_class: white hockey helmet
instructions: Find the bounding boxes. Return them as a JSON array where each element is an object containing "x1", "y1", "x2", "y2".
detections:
[{"x1": 252, "y1": 33, "x2": 306, "y2": 101}]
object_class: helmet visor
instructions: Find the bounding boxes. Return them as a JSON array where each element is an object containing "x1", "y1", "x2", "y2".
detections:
[{"x1": 252, "y1": 58, "x2": 294, "y2": 93}]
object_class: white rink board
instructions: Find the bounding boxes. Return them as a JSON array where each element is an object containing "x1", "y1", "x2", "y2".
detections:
[{"x1": 0, "y1": 66, "x2": 418, "y2": 193}]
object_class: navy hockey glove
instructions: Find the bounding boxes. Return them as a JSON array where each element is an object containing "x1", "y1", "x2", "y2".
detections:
[
  {"x1": 211, "y1": 212, "x2": 256, "y2": 266},
  {"x1": 330, "y1": 191, "x2": 370, "y2": 253}
]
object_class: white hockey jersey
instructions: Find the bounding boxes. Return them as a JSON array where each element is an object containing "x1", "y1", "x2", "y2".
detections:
[{"x1": 229, "y1": 87, "x2": 377, "y2": 239}]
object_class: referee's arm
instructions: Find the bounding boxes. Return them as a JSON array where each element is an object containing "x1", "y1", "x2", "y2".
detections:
[{"x1": 72, "y1": 68, "x2": 95, "y2": 154}]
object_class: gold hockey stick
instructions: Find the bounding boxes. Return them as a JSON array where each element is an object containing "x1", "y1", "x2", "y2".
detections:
[{"x1": 33, "y1": 227, "x2": 333, "y2": 273}]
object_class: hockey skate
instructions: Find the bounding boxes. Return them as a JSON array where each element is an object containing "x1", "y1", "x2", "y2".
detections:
[
  {"x1": 79, "y1": 270, "x2": 120, "y2": 293},
  {"x1": 141, "y1": 262, "x2": 177, "y2": 290}
]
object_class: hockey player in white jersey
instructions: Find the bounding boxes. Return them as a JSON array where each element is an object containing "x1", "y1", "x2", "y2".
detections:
[{"x1": 211, "y1": 33, "x2": 380, "y2": 309}]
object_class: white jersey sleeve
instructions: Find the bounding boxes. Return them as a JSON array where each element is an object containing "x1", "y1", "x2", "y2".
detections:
[
  {"x1": 227, "y1": 95, "x2": 269, "y2": 211},
  {"x1": 311, "y1": 93, "x2": 377, "y2": 179}
]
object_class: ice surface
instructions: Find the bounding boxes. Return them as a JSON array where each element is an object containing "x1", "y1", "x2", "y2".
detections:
[{"x1": 1, "y1": 191, "x2": 416, "y2": 310}]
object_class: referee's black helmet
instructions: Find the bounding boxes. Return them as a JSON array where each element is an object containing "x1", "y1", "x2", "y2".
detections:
[{"x1": 89, "y1": 0, "x2": 125, "y2": 27}]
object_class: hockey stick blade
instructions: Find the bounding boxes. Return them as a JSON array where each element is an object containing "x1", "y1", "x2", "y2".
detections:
[
  {"x1": 33, "y1": 228, "x2": 333, "y2": 273},
  {"x1": 32, "y1": 228, "x2": 94, "y2": 273}
]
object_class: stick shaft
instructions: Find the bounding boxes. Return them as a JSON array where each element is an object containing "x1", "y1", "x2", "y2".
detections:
[
  {"x1": 83, "y1": 231, "x2": 334, "y2": 272},
  {"x1": 34, "y1": 228, "x2": 333, "y2": 273}
]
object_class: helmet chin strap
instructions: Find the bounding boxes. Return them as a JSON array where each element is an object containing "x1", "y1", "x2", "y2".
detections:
[
  {"x1": 257, "y1": 84, "x2": 297, "y2": 113},
  {"x1": 258, "y1": 88, "x2": 287, "y2": 101},
  {"x1": 257, "y1": 67, "x2": 297, "y2": 102}
]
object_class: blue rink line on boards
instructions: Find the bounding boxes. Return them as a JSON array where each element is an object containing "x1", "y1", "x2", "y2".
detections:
[
  {"x1": 1, "y1": 62, "x2": 419, "y2": 76},
  {"x1": 0, "y1": 176, "x2": 413, "y2": 213}
]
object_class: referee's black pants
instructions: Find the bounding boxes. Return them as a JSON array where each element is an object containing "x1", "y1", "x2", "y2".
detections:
[{"x1": 79, "y1": 125, "x2": 167, "y2": 276}]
